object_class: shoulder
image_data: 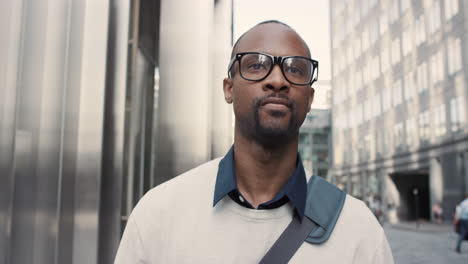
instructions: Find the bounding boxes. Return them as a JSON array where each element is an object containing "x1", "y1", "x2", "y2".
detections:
[
  {"x1": 149, "y1": 158, "x2": 221, "y2": 194},
  {"x1": 129, "y1": 158, "x2": 221, "y2": 223},
  {"x1": 461, "y1": 199, "x2": 468, "y2": 209},
  {"x1": 340, "y1": 195, "x2": 381, "y2": 230},
  {"x1": 333, "y1": 195, "x2": 391, "y2": 261},
  {"x1": 333, "y1": 194, "x2": 385, "y2": 243}
]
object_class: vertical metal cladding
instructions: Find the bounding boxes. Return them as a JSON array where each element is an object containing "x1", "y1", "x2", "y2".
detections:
[
  {"x1": 0, "y1": 0, "x2": 233, "y2": 263},
  {"x1": 0, "y1": 0, "x2": 111, "y2": 263}
]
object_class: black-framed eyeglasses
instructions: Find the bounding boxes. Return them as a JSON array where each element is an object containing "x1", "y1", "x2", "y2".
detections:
[{"x1": 227, "y1": 52, "x2": 319, "y2": 86}]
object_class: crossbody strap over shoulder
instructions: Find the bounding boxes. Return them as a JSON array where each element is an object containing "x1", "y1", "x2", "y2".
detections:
[
  {"x1": 259, "y1": 214, "x2": 316, "y2": 264},
  {"x1": 259, "y1": 176, "x2": 346, "y2": 264}
]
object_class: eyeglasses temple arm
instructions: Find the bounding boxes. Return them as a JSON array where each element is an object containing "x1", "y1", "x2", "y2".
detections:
[
  {"x1": 310, "y1": 61, "x2": 319, "y2": 85},
  {"x1": 227, "y1": 56, "x2": 237, "y2": 77}
]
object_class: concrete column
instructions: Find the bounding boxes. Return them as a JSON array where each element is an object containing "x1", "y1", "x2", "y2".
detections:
[
  {"x1": 211, "y1": 0, "x2": 233, "y2": 158},
  {"x1": 384, "y1": 173, "x2": 400, "y2": 224},
  {"x1": 429, "y1": 157, "x2": 444, "y2": 212},
  {"x1": 464, "y1": 151, "x2": 468, "y2": 195},
  {"x1": 157, "y1": 0, "x2": 214, "y2": 182},
  {"x1": 346, "y1": 173, "x2": 352, "y2": 194}
]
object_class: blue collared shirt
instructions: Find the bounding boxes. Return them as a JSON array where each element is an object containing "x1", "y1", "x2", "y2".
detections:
[{"x1": 213, "y1": 146, "x2": 307, "y2": 219}]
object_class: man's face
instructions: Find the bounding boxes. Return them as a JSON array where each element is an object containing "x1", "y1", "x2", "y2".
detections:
[{"x1": 223, "y1": 23, "x2": 314, "y2": 148}]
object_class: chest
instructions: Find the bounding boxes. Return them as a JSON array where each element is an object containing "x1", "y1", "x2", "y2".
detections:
[{"x1": 144, "y1": 216, "x2": 358, "y2": 264}]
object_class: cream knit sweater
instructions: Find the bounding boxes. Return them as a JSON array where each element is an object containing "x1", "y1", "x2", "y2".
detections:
[{"x1": 115, "y1": 158, "x2": 394, "y2": 264}]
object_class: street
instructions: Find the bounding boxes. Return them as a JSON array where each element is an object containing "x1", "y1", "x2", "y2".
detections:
[{"x1": 384, "y1": 223, "x2": 468, "y2": 264}]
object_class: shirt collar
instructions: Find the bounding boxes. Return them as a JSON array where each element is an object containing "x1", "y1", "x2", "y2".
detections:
[{"x1": 213, "y1": 145, "x2": 307, "y2": 219}]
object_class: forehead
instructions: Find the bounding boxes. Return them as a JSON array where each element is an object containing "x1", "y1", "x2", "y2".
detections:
[{"x1": 235, "y1": 24, "x2": 310, "y2": 57}]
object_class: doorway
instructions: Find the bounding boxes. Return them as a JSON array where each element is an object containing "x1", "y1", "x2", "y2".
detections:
[{"x1": 391, "y1": 171, "x2": 430, "y2": 221}]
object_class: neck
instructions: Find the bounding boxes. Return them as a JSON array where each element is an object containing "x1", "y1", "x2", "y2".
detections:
[{"x1": 233, "y1": 130, "x2": 298, "y2": 208}]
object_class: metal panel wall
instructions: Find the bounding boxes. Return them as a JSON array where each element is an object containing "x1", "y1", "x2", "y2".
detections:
[
  {"x1": 156, "y1": 0, "x2": 214, "y2": 183},
  {"x1": 211, "y1": 0, "x2": 234, "y2": 158},
  {"x1": 0, "y1": 0, "x2": 125, "y2": 263},
  {"x1": 0, "y1": 1, "x2": 24, "y2": 263},
  {"x1": 97, "y1": 0, "x2": 131, "y2": 262},
  {"x1": 1, "y1": 0, "x2": 234, "y2": 262}
]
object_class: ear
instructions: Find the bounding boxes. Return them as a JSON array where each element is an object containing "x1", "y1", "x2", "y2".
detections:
[
  {"x1": 307, "y1": 87, "x2": 315, "y2": 112},
  {"x1": 223, "y1": 78, "x2": 234, "y2": 104}
]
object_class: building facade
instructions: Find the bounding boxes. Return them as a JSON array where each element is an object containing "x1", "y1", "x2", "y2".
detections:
[
  {"x1": 0, "y1": 0, "x2": 233, "y2": 263},
  {"x1": 330, "y1": 0, "x2": 468, "y2": 223},
  {"x1": 299, "y1": 109, "x2": 332, "y2": 179}
]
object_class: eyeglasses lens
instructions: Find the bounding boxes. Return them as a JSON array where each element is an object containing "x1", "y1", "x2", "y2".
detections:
[
  {"x1": 240, "y1": 53, "x2": 314, "y2": 85},
  {"x1": 282, "y1": 57, "x2": 313, "y2": 85},
  {"x1": 240, "y1": 54, "x2": 272, "y2": 81}
]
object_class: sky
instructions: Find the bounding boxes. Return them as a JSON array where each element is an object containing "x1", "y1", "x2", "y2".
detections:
[{"x1": 233, "y1": 0, "x2": 331, "y2": 81}]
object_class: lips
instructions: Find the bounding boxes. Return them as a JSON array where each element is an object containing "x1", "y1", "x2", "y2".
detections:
[
  {"x1": 260, "y1": 97, "x2": 291, "y2": 111},
  {"x1": 260, "y1": 97, "x2": 290, "y2": 107}
]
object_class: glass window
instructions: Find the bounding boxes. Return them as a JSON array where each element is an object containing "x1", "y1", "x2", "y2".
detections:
[
  {"x1": 384, "y1": 122, "x2": 393, "y2": 153},
  {"x1": 390, "y1": 0, "x2": 399, "y2": 24},
  {"x1": 380, "y1": 13, "x2": 388, "y2": 35},
  {"x1": 433, "y1": 104, "x2": 446, "y2": 137},
  {"x1": 361, "y1": 0, "x2": 369, "y2": 18},
  {"x1": 355, "y1": 70, "x2": 363, "y2": 91},
  {"x1": 383, "y1": 85, "x2": 392, "y2": 112},
  {"x1": 391, "y1": 37, "x2": 401, "y2": 65},
  {"x1": 450, "y1": 96, "x2": 466, "y2": 132},
  {"x1": 393, "y1": 79, "x2": 403, "y2": 106},
  {"x1": 400, "y1": 0, "x2": 411, "y2": 13},
  {"x1": 430, "y1": 49, "x2": 445, "y2": 86},
  {"x1": 362, "y1": 28, "x2": 370, "y2": 51},
  {"x1": 370, "y1": 20, "x2": 379, "y2": 45},
  {"x1": 402, "y1": 26, "x2": 412, "y2": 56},
  {"x1": 353, "y1": 3, "x2": 360, "y2": 26},
  {"x1": 405, "y1": 118, "x2": 415, "y2": 147},
  {"x1": 415, "y1": 15, "x2": 426, "y2": 46},
  {"x1": 404, "y1": 71, "x2": 415, "y2": 101},
  {"x1": 417, "y1": 62, "x2": 428, "y2": 93},
  {"x1": 354, "y1": 37, "x2": 362, "y2": 59},
  {"x1": 347, "y1": 45, "x2": 353, "y2": 67},
  {"x1": 428, "y1": 2, "x2": 441, "y2": 35},
  {"x1": 419, "y1": 110, "x2": 430, "y2": 140},
  {"x1": 349, "y1": 107, "x2": 355, "y2": 128},
  {"x1": 381, "y1": 46, "x2": 391, "y2": 73},
  {"x1": 373, "y1": 93, "x2": 381, "y2": 117},
  {"x1": 394, "y1": 122, "x2": 404, "y2": 147},
  {"x1": 348, "y1": 72, "x2": 355, "y2": 94},
  {"x1": 447, "y1": 37, "x2": 462, "y2": 75},
  {"x1": 313, "y1": 133, "x2": 328, "y2": 145},
  {"x1": 445, "y1": 0, "x2": 459, "y2": 20},
  {"x1": 363, "y1": 60, "x2": 371, "y2": 85},
  {"x1": 373, "y1": 56, "x2": 381, "y2": 80},
  {"x1": 364, "y1": 99, "x2": 371, "y2": 121},
  {"x1": 356, "y1": 103, "x2": 363, "y2": 125}
]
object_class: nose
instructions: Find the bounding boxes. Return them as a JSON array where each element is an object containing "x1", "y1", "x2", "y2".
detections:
[{"x1": 263, "y1": 64, "x2": 289, "y2": 92}]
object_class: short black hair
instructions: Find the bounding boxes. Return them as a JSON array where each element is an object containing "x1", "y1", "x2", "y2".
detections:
[
  {"x1": 230, "y1": 20, "x2": 295, "y2": 59},
  {"x1": 228, "y1": 20, "x2": 311, "y2": 77}
]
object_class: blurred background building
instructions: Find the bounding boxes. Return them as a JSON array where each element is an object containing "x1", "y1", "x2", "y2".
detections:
[
  {"x1": 0, "y1": 0, "x2": 233, "y2": 263},
  {"x1": 298, "y1": 108, "x2": 332, "y2": 179},
  {"x1": 330, "y1": 0, "x2": 468, "y2": 223}
]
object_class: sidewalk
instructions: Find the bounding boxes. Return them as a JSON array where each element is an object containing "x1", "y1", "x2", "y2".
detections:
[
  {"x1": 388, "y1": 221, "x2": 453, "y2": 233},
  {"x1": 384, "y1": 224, "x2": 468, "y2": 264}
]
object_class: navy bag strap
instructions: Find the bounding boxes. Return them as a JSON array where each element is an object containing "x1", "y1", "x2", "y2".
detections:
[
  {"x1": 259, "y1": 176, "x2": 346, "y2": 264},
  {"x1": 258, "y1": 215, "x2": 316, "y2": 264}
]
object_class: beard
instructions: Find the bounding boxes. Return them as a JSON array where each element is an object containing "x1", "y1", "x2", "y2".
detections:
[{"x1": 238, "y1": 93, "x2": 300, "y2": 149}]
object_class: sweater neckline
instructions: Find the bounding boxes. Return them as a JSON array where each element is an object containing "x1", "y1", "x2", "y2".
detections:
[{"x1": 217, "y1": 196, "x2": 294, "y2": 221}]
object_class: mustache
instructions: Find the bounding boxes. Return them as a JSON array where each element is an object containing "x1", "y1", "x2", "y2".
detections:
[{"x1": 254, "y1": 94, "x2": 295, "y2": 109}]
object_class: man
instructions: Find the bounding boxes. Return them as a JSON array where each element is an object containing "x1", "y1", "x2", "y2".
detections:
[
  {"x1": 115, "y1": 21, "x2": 394, "y2": 263},
  {"x1": 455, "y1": 194, "x2": 468, "y2": 253}
]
